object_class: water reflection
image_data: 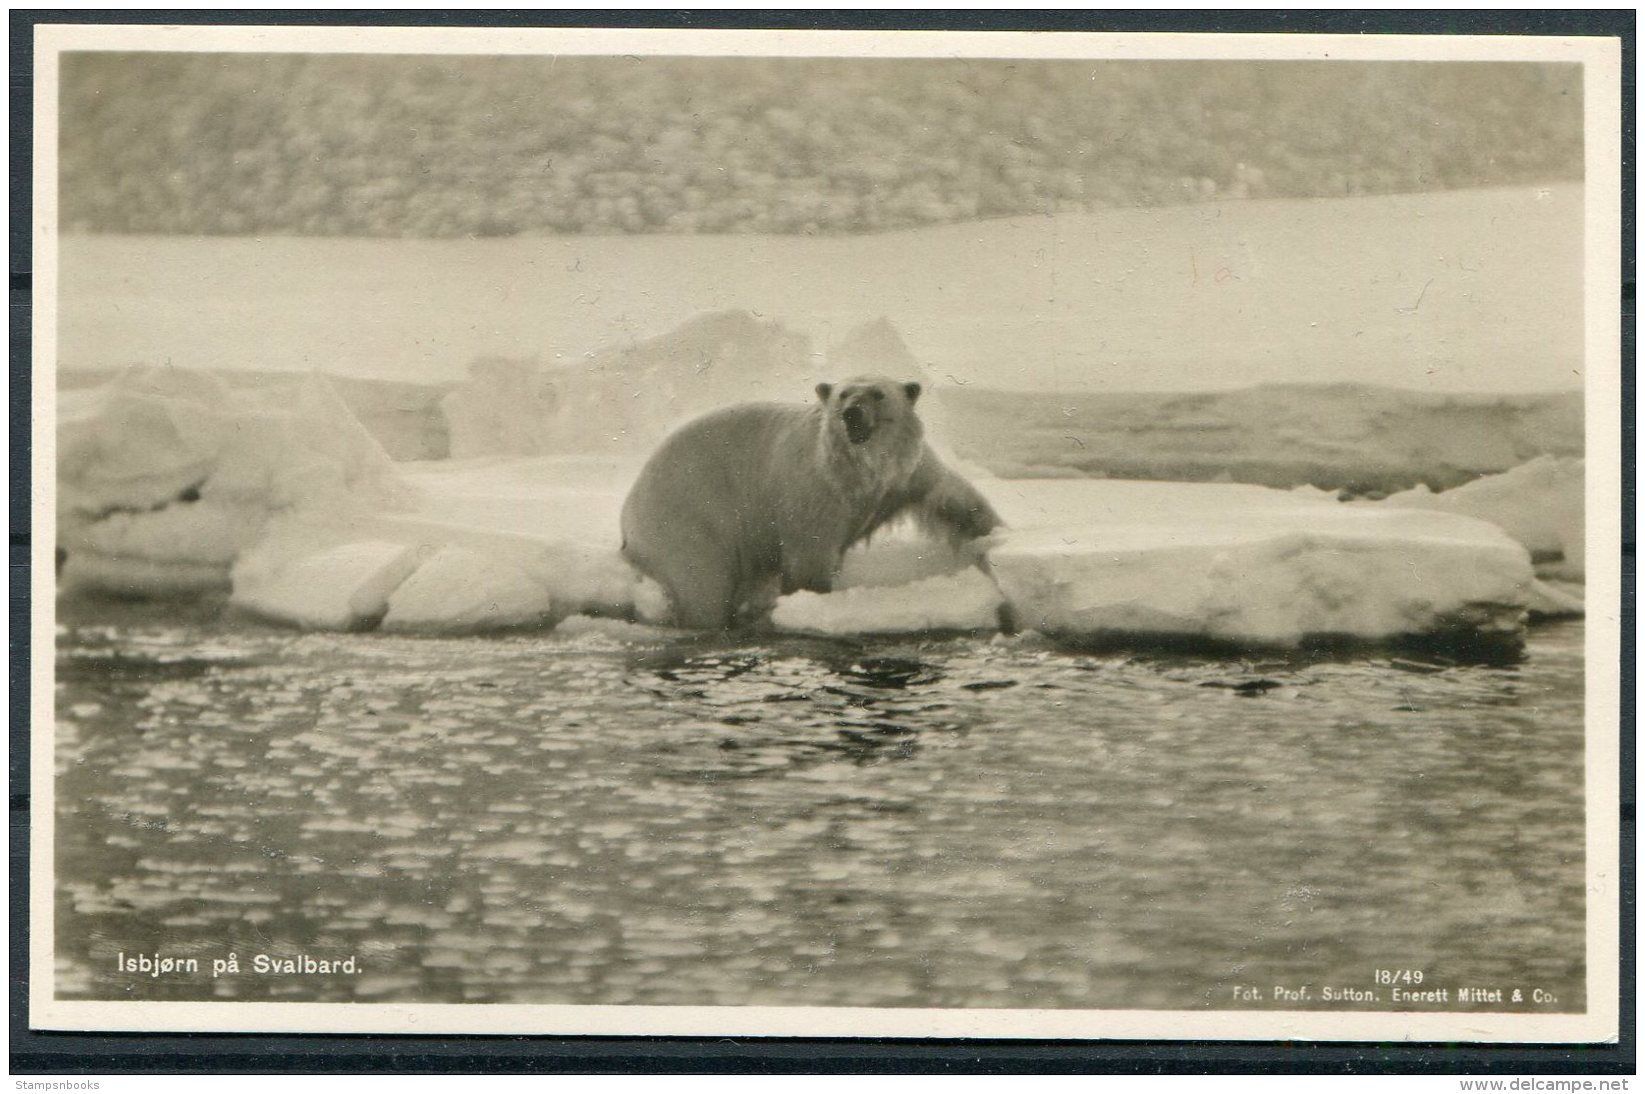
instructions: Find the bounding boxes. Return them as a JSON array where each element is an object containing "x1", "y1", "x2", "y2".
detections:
[
  {"x1": 51, "y1": 603, "x2": 1586, "y2": 1011},
  {"x1": 628, "y1": 646, "x2": 965, "y2": 773}
]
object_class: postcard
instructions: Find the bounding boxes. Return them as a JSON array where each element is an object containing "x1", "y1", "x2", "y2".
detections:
[{"x1": 29, "y1": 21, "x2": 1622, "y2": 1042}]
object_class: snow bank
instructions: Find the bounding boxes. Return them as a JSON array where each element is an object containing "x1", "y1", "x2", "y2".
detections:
[
  {"x1": 57, "y1": 366, "x2": 410, "y2": 597},
  {"x1": 1380, "y1": 456, "x2": 1584, "y2": 578},
  {"x1": 984, "y1": 480, "x2": 1538, "y2": 649}
]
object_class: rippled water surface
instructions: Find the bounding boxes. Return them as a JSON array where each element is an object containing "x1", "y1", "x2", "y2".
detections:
[{"x1": 53, "y1": 599, "x2": 1586, "y2": 1012}]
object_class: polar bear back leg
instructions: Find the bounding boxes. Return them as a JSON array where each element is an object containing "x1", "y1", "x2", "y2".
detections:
[{"x1": 655, "y1": 550, "x2": 739, "y2": 630}]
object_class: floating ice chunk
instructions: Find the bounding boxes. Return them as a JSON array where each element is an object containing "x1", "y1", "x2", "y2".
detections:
[
  {"x1": 58, "y1": 552, "x2": 232, "y2": 599},
  {"x1": 61, "y1": 497, "x2": 266, "y2": 567},
  {"x1": 367, "y1": 464, "x2": 1545, "y2": 647},
  {"x1": 380, "y1": 546, "x2": 555, "y2": 634},
  {"x1": 364, "y1": 514, "x2": 642, "y2": 621},
  {"x1": 233, "y1": 537, "x2": 422, "y2": 630},
  {"x1": 631, "y1": 575, "x2": 673, "y2": 626},
  {"x1": 66, "y1": 413, "x2": 1563, "y2": 651},
  {"x1": 1381, "y1": 456, "x2": 1584, "y2": 578},
  {"x1": 1524, "y1": 579, "x2": 1584, "y2": 618},
  {"x1": 772, "y1": 569, "x2": 1003, "y2": 635},
  {"x1": 229, "y1": 513, "x2": 647, "y2": 634},
  {"x1": 986, "y1": 484, "x2": 1537, "y2": 648},
  {"x1": 57, "y1": 365, "x2": 411, "y2": 597}
]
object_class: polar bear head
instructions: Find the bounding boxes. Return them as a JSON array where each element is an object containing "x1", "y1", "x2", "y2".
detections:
[{"x1": 814, "y1": 375, "x2": 924, "y2": 449}]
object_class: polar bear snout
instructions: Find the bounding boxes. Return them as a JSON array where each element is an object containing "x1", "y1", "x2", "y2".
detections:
[
  {"x1": 842, "y1": 398, "x2": 877, "y2": 444},
  {"x1": 833, "y1": 384, "x2": 892, "y2": 445},
  {"x1": 818, "y1": 377, "x2": 920, "y2": 447}
]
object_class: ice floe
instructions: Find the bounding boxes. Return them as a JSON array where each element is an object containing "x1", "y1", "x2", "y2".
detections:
[
  {"x1": 380, "y1": 546, "x2": 557, "y2": 634},
  {"x1": 234, "y1": 536, "x2": 422, "y2": 631},
  {"x1": 55, "y1": 366, "x2": 1579, "y2": 650},
  {"x1": 58, "y1": 365, "x2": 409, "y2": 597},
  {"x1": 772, "y1": 569, "x2": 1005, "y2": 636},
  {"x1": 1380, "y1": 455, "x2": 1584, "y2": 579},
  {"x1": 987, "y1": 483, "x2": 1536, "y2": 648}
]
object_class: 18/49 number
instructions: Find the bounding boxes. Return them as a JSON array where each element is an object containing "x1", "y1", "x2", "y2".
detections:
[{"x1": 1374, "y1": 969, "x2": 1425, "y2": 985}]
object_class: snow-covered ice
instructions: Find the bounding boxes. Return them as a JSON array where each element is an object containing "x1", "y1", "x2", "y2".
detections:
[
  {"x1": 1380, "y1": 455, "x2": 1584, "y2": 579},
  {"x1": 380, "y1": 546, "x2": 556, "y2": 634},
  {"x1": 439, "y1": 358, "x2": 561, "y2": 460},
  {"x1": 987, "y1": 482, "x2": 1536, "y2": 647},
  {"x1": 440, "y1": 310, "x2": 815, "y2": 458},
  {"x1": 380, "y1": 464, "x2": 1546, "y2": 648},
  {"x1": 772, "y1": 569, "x2": 1004, "y2": 636},
  {"x1": 226, "y1": 508, "x2": 634, "y2": 632},
  {"x1": 233, "y1": 537, "x2": 422, "y2": 631},
  {"x1": 366, "y1": 456, "x2": 640, "y2": 620},
  {"x1": 436, "y1": 313, "x2": 961, "y2": 462},
  {"x1": 57, "y1": 366, "x2": 409, "y2": 597},
  {"x1": 56, "y1": 366, "x2": 1574, "y2": 648}
]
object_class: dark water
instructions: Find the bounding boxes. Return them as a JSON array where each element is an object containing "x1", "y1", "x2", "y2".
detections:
[{"x1": 52, "y1": 599, "x2": 1586, "y2": 1012}]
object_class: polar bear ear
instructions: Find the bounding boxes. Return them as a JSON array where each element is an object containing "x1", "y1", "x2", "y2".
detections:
[
  {"x1": 815, "y1": 382, "x2": 834, "y2": 403},
  {"x1": 903, "y1": 381, "x2": 922, "y2": 405}
]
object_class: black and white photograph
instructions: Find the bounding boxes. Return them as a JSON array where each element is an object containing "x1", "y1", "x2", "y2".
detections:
[{"x1": 28, "y1": 23, "x2": 1622, "y2": 1042}]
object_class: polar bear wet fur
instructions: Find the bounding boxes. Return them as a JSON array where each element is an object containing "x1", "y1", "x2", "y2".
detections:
[{"x1": 620, "y1": 377, "x2": 1003, "y2": 630}]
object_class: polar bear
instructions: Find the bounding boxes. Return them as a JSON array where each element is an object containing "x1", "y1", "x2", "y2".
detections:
[{"x1": 620, "y1": 377, "x2": 1003, "y2": 630}]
